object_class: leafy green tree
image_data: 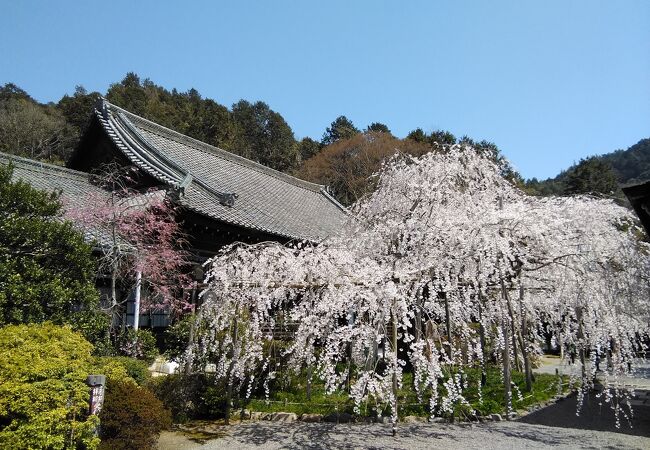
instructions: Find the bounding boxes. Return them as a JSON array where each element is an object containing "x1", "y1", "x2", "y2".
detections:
[
  {"x1": 0, "y1": 323, "x2": 100, "y2": 449},
  {"x1": 189, "y1": 98, "x2": 235, "y2": 151},
  {"x1": 321, "y1": 115, "x2": 359, "y2": 146},
  {"x1": 563, "y1": 157, "x2": 620, "y2": 196},
  {"x1": 365, "y1": 122, "x2": 391, "y2": 134},
  {"x1": 107, "y1": 74, "x2": 237, "y2": 152},
  {"x1": 600, "y1": 138, "x2": 650, "y2": 185},
  {"x1": 0, "y1": 164, "x2": 106, "y2": 342},
  {"x1": 57, "y1": 85, "x2": 101, "y2": 137},
  {"x1": 106, "y1": 72, "x2": 148, "y2": 116},
  {"x1": 0, "y1": 83, "x2": 32, "y2": 102},
  {"x1": 0, "y1": 97, "x2": 74, "y2": 163},
  {"x1": 429, "y1": 129, "x2": 457, "y2": 146},
  {"x1": 406, "y1": 128, "x2": 456, "y2": 146},
  {"x1": 231, "y1": 100, "x2": 299, "y2": 171},
  {"x1": 297, "y1": 137, "x2": 322, "y2": 163},
  {"x1": 406, "y1": 128, "x2": 427, "y2": 143}
]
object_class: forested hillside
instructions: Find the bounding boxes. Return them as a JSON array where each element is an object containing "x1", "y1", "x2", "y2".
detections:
[
  {"x1": 0, "y1": 73, "x2": 515, "y2": 205},
  {"x1": 0, "y1": 73, "x2": 647, "y2": 206},
  {"x1": 525, "y1": 138, "x2": 650, "y2": 198}
]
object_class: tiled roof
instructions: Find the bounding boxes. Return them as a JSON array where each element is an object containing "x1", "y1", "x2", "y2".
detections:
[
  {"x1": 0, "y1": 152, "x2": 103, "y2": 207},
  {"x1": 622, "y1": 181, "x2": 650, "y2": 235},
  {"x1": 94, "y1": 99, "x2": 347, "y2": 242},
  {"x1": 0, "y1": 152, "x2": 125, "y2": 249}
]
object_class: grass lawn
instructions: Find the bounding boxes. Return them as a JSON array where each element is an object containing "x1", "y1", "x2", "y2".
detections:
[{"x1": 245, "y1": 365, "x2": 569, "y2": 420}]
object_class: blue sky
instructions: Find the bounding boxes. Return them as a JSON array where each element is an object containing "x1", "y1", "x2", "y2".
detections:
[{"x1": 1, "y1": 1, "x2": 648, "y2": 179}]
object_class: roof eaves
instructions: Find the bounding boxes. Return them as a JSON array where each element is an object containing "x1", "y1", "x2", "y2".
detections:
[
  {"x1": 103, "y1": 100, "x2": 327, "y2": 193},
  {"x1": 180, "y1": 200, "x2": 317, "y2": 243},
  {"x1": 0, "y1": 152, "x2": 91, "y2": 181}
]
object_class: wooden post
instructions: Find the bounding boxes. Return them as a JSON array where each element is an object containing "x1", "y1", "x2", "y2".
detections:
[
  {"x1": 306, "y1": 273, "x2": 313, "y2": 401},
  {"x1": 519, "y1": 282, "x2": 533, "y2": 391},
  {"x1": 503, "y1": 287, "x2": 522, "y2": 372},
  {"x1": 225, "y1": 303, "x2": 240, "y2": 425},
  {"x1": 133, "y1": 271, "x2": 142, "y2": 331},
  {"x1": 576, "y1": 306, "x2": 587, "y2": 381},
  {"x1": 501, "y1": 280, "x2": 512, "y2": 418},
  {"x1": 306, "y1": 364, "x2": 312, "y2": 402},
  {"x1": 502, "y1": 316, "x2": 512, "y2": 419},
  {"x1": 478, "y1": 298, "x2": 487, "y2": 387},
  {"x1": 391, "y1": 299, "x2": 399, "y2": 436},
  {"x1": 444, "y1": 292, "x2": 452, "y2": 360}
]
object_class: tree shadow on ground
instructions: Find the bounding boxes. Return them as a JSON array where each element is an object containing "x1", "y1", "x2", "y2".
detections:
[
  {"x1": 518, "y1": 390, "x2": 650, "y2": 438},
  {"x1": 228, "y1": 422, "x2": 461, "y2": 450}
]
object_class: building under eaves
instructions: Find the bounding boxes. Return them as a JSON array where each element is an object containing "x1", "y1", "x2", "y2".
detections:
[{"x1": 2, "y1": 99, "x2": 347, "y2": 329}]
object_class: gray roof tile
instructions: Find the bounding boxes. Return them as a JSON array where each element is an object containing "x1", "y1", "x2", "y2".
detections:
[{"x1": 96, "y1": 100, "x2": 346, "y2": 242}]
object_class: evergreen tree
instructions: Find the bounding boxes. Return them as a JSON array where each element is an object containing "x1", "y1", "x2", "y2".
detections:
[
  {"x1": 321, "y1": 115, "x2": 359, "y2": 146},
  {"x1": 231, "y1": 100, "x2": 298, "y2": 171},
  {"x1": 365, "y1": 122, "x2": 391, "y2": 134},
  {"x1": 297, "y1": 136, "x2": 321, "y2": 162},
  {"x1": 563, "y1": 157, "x2": 619, "y2": 197},
  {"x1": 57, "y1": 85, "x2": 102, "y2": 136},
  {"x1": 0, "y1": 164, "x2": 105, "y2": 342},
  {"x1": 406, "y1": 128, "x2": 427, "y2": 143}
]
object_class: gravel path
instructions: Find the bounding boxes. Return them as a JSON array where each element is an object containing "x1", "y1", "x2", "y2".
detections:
[
  {"x1": 158, "y1": 359, "x2": 650, "y2": 449},
  {"x1": 158, "y1": 420, "x2": 650, "y2": 449}
]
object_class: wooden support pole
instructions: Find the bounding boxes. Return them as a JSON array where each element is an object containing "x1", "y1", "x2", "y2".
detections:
[
  {"x1": 519, "y1": 282, "x2": 533, "y2": 391},
  {"x1": 225, "y1": 303, "x2": 240, "y2": 425},
  {"x1": 576, "y1": 306, "x2": 587, "y2": 381},
  {"x1": 133, "y1": 271, "x2": 142, "y2": 331},
  {"x1": 444, "y1": 293, "x2": 452, "y2": 360},
  {"x1": 392, "y1": 299, "x2": 399, "y2": 437},
  {"x1": 501, "y1": 280, "x2": 512, "y2": 418},
  {"x1": 184, "y1": 285, "x2": 199, "y2": 376},
  {"x1": 478, "y1": 298, "x2": 487, "y2": 387}
]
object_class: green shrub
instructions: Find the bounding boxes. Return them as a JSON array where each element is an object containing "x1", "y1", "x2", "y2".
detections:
[
  {"x1": 149, "y1": 373, "x2": 226, "y2": 422},
  {"x1": 98, "y1": 379, "x2": 171, "y2": 450},
  {"x1": 0, "y1": 323, "x2": 100, "y2": 449},
  {"x1": 116, "y1": 328, "x2": 158, "y2": 364},
  {"x1": 163, "y1": 315, "x2": 195, "y2": 360},
  {"x1": 95, "y1": 356, "x2": 150, "y2": 386},
  {"x1": 0, "y1": 164, "x2": 107, "y2": 348}
]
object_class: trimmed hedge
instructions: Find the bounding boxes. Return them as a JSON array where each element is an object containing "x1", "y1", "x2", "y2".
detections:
[{"x1": 98, "y1": 379, "x2": 171, "y2": 450}]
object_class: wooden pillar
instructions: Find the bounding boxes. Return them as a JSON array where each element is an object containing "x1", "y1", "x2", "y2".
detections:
[
  {"x1": 133, "y1": 271, "x2": 142, "y2": 331},
  {"x1": 391, "y1": 301, "x2": 399, "y2": 436},
  {"x1": 519, "y1": 282, "x2": 533, "y2": 391},
  {"x1": 478, "y1": 298, "x2": 487, "y2": 387},
  {"x1": 444, "y1": 292, "x2": 452, "y2": 360},
  {"x1": 501, "y1": 280, "x2": 512, "y2": 418}
]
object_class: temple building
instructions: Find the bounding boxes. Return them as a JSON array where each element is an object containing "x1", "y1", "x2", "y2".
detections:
[{"x1": 1, "y1": 99, "x2": 346, "y2": 329}]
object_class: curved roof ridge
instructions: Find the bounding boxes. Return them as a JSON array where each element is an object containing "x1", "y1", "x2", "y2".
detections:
[
  {"x1": 0, "y1": 152, "x2": 90, "y2": 180},
  {"x1": 103, "y1": 99, "x2": 327, "y2": 193}
]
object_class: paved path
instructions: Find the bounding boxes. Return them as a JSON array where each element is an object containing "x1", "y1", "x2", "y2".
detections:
[
  {"x1": 535, "y1": 356, "x2": 650, "y2": 390},
  {"x1": 158, "y1": 357, "x2": 650, "y2": 449},
  {"x1": 158, "y1": 420, "x2": 650, "y2": 449}
]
